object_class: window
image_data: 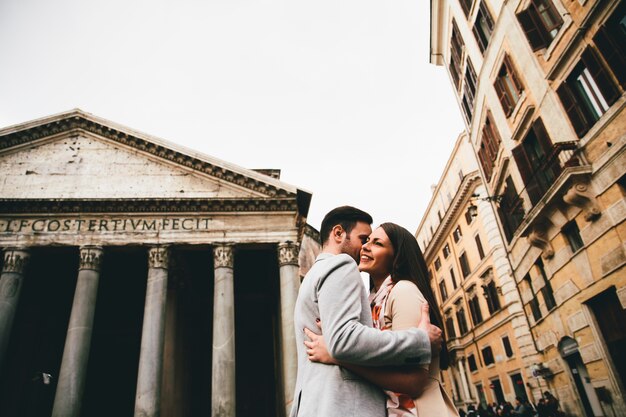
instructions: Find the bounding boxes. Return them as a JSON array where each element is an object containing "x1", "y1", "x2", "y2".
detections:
[
  {"x1": 465, "y1": 208, "x2": 474, "y2": 225},
  {"x1": 460, "y1": 0, "x2": 473, "y2": 17},
  {"x1": 457, "y1": 307, "x2": 469, "y2": 335},
  {"x1": 468, "y1": 354, "x2": 478, "y2": 372},
  {"x1": 483, "y1": 280, "x2": 501, "y2": 314},
  {"x1": 482, "y1": 346, "x2": 495, "y2": 366},
  {"x1": 459, "y1": 252, "x2": 471, "y2": 277},
  {"x1": 593, "y1": 3, "x2": 626, "y2": 90},
  {"x1": 458, "y1": 169, "x2": 464, "y2": 182},
  {"x1": 449, "y1": 21, "x2": 465, "y2": 90},
  {"x1": 511, "y1": 118, "x2": 559, "y2": 205},
  {"x1": 498, "y1": 177, "x2": 525, "y2": 242},
  {"x1": 475, "y1": 235, "x2": 485, "y2": 259},
  {"x1": 469, "y1": 292, "x2": 484, "y2": 325},
  {"x1": 435, "y1": 257, "x2": 442, "y2": 271},
  {"x1": 439, "y1": 280, "x2": 449, "y2": 302},
  {"x1": 558, "y1": 46, "x2": 621, "y2": 138},
  {"x1": 443, "y1": 244, "x2": 451, "y2": 259},
  {"x1": 450, "y1": 268, "x2": 458, "y2": 289},
  {"x1": 461, "y1": 59, "x2": 478, "y2": 123},
  {"x1": 502, "y1": 336, "x2": 514, "y2": 358},
  {"x1": 524, "y1": 274, "x2": 542, "y2": 321},
  {"x1": 473, "y1": 2, "x2": 494, "y2": 53},
  {"x1": 494, "y1": 55, "x2": 524, "y2": 117},
  {"x1": 478, "y1": 111, "x2": 502, "y2": 182},
  {"x1": 516, "y1": 0, "x2": 563, "y2": 51},
  {"x1": 563, "y1": 220, "x2": 584, "y2": 252},
  {"x1": 537, "y1": 259, "x2": 556, "y2": 311},
  {"x1": 453, "y1": 226, "x2": 463, "y2": 242},
  {"x1": 445, "y1": 315, "x2": 457, "y2": 338}
]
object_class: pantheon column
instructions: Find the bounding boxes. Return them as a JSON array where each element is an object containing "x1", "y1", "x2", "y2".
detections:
[
  {"x1": 0, "y1": 248, "x2": 30, "y2": 375},
  {"x1": 211, "y1": 244, "x2": 236, "y2": 417},
  {"x1": 134, "y1": 246, "x2": 170, "y2": 417},
  {"x1": 277, "y1": 241, "x2": 300, "y2": 415},
  {"x1": 52, "y1": 246, "x2": 103, "y2": 417}
]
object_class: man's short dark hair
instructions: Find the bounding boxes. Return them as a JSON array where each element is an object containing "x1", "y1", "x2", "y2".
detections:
[{"x1": 319, "y1": 206, "x2": 373, "y2": 245}]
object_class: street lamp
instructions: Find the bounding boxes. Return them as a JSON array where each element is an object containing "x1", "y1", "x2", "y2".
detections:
[{"x1": 468, "y1": 193, "x2": 503, "y2": 218}]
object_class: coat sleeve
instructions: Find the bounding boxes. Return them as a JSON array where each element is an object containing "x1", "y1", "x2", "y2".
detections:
[{"x1": 317, "y1": 254, "x2": 431, "y2": 366}]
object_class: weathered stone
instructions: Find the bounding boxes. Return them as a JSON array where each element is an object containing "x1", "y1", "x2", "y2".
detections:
[
  {"x1": 567, "y1": 311, "x2": 588, "y2": 333},
  {"x1": 0, "y1": 248, "x2": 30, "y2": 375},
  {"x1": 554, "y1": 280, "x2": 580, "y2": 305},
  {"x1": 52, "y1": 247, "x2": 103, "y2": 417},
  {"x1": 601, "y1": 245, "x2": 626, "y2": 276}
]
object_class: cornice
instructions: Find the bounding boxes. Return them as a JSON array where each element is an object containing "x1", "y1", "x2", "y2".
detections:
[
  {"x1": 0, "y1": 113, "x2": 292, "y2": 198},
  {"x1": 424, "y1": 173, "x2": 481, "y2": 262},
  {"x1": 0, "y1": 198, "x2": 298, "y2": 214}
]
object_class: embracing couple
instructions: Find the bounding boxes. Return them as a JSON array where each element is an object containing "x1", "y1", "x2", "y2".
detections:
[{"x1": 290, "y1": 206, "x2": 459, "y2": 417}]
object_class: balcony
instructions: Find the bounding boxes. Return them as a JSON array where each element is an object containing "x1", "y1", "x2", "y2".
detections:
[
  {"x1": 524, "y1": 141, "x2": 581, "y2": 205},
  {"x1": 513, "y1": 142, "x2": 595, "y2": 255}
]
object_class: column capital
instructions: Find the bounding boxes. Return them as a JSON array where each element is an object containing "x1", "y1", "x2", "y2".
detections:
[
  {"x1": 148, "y1": 246, "x2": 170, "y2": 269},
  {"x1": 213, "y1": 244, "x2": 234, "y2": 269},
  {"x1": 278, "y1": 242, "x2": 299, "y2": 267},
  {"x1": 2, "y1": 248, "x2": 30, "y2": 274},
  {"x1": 78, "y1": 246, "x2": 104, "y2": 271}
]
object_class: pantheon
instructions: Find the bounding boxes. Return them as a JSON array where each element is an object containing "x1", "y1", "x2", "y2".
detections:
[{"x1": 0, "y1": 110, "x2": 320, "y2": 417}]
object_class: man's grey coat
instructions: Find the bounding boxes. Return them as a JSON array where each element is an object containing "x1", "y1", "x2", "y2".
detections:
[{"x1": 289, "y1": 253, "x2": 431, "y2": 417}]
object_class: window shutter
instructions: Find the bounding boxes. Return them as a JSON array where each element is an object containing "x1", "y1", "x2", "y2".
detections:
[
  {"x1": 532, "y1": 118, "x2": 561, "y2": 179},
  {"x1": 481, "y1": 2, "x2": 495, "y2": 32},
  {"x1": 516, "y1": 8, "x2": 549, "y2": 51},
  {"x1": 593, "y1": 27, "x2": 626, "y2": 88},
  {"x1": 557, "y1": 82, "x2": 590, "y2": 137},
  {"x1": 494, "y1": 78, "x2": 513, "y2": 116},
  {"x1": 531, "y1": 118, "x2": 553, "y2": 157},
  {"x1": 505, "y1": 55, "x2": 524, "y2": 94},
  {"x1": 485, "y1": 112, "x2": 502, "y2": 157},
  {"x1": 473, "y1": 25, "x2": 487, "y2": 53},
  {"x1": 581, "y1": 47, "x2": 620, "y2": 106},
  {"x1": 478, "y1": 145, "x2": 493, "y2": 182},
  {"x1": 512, "y1": 144, "x2": 541, "y2": 204}
]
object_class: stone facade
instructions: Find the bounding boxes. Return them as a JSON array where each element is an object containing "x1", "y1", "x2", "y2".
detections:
[
  {"x1": 430, "y1": 1, "x2": 626, "y2": 416},
  {"x1": 0, "y1": 110, "x2": 318, "y2": 417},
  {"x1": 416, "y1": 133, "x2": 538, "y2": 409}
]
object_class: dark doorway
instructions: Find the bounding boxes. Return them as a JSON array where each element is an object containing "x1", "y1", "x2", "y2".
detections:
[
  {"x1": 81, "y1": 247, "x2": 147, "y2": 417},
  {"x1": 0, "y1": 247, "x2": 78, "y2": 417},
  {"x1": 558, "y1": 336, "x2": 603, "y2": 417},
  {"x1": 234, "y1": 246, "x2": 280, "y2": 417},
  {"x1": 510, "y1": 372, "x2": 527, "y2": 401},
  {"x1": 586, "y1": 287, "x2": 626, "y2": 390},
  {"x1": 490, "y1": 378, "x2": 505, "y2": 404},
  {"x1": 476, "y1": 383, "x2": 488, "y2": 408}
]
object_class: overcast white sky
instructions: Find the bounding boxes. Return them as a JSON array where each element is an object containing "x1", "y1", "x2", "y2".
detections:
[{"x1": 0, "y1": 0, "x2": 465, "y2": 233}]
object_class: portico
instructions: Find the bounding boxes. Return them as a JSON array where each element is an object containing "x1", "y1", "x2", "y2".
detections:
[{"x1": 0, "y1": 110, "x2": 315, "y2": 417}]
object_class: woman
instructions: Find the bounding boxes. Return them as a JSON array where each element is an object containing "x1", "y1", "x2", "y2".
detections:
[{"x1": 307, "y1": 222, "x2": 458, "y2": 417}]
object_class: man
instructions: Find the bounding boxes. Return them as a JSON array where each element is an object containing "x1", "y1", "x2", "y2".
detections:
[{"x1": 290, "y1": 206, "x2": 442, "y2": 417}]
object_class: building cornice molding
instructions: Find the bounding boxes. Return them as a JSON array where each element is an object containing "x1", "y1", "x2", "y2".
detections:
[
  {"x1": 0, "y1": 111, "x2": 295, "y2": 199},
  {"x1": 424, "y1": 173, "x2": 482, "y2": 262},
  {"x1": 0, "y1": 198, "x2": 298, "y2": 214}
]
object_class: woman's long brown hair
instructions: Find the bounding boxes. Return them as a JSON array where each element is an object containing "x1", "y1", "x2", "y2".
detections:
[{"x1": 380, "y1": 222, "x2": 450, "y2": 369}]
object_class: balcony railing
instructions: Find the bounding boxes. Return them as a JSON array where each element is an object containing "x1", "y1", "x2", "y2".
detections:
[
  {"x1": 525, "y1": 141, "x2": 580, "y2": 205},
  {"x1": 499, "y1": 141, "x2": 583, "y2": 242}
]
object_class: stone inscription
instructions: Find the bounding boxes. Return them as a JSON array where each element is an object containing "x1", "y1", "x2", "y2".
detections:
[{"x1": 0, "y1": 217, "x2": 213, "y2": 234}]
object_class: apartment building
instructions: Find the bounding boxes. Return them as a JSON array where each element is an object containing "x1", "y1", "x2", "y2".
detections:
[
  {"x1": 429, "y1": 1, "x2": 626, "y2": 416},
  {"x1": 416, "y1": 133, "x2": 538, "y2": 410}
]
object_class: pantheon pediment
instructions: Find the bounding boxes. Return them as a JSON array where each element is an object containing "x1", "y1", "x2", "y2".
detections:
[{"x1": 0, "y1": 109, "x2": 305, "y2": 202}]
